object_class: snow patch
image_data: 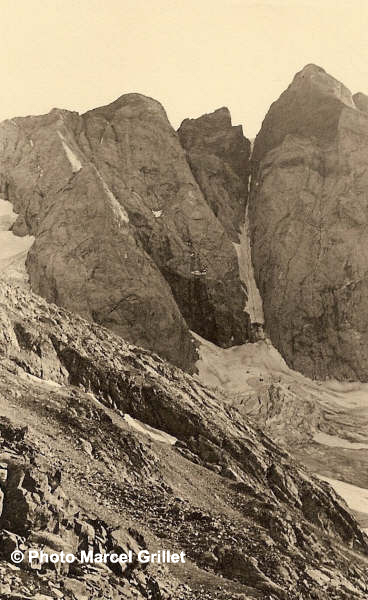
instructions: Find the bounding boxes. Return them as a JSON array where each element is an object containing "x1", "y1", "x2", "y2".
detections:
[
  {"x1": 22, "y1": 373, "x2": 62, "y2": 388},
  {"x1": 57, "y1": 131, "x2": 82, "y2": 173},
  {"x1": 94, "y1": 168, "x2": 129, "y2": 224},
  {"x1": 0, "y1": 199, "x2": 34, "y2": 285},
  {"x1": 313, "y1": 431, "x2": 368, "y2": 450},
  {"x1": 85, "y1": 392, "x2": 175, "y2": 444},
  {"x1": 316, "y1": 475, "x2": 368, "y2": 516},
  {"x1": 233, "y1": 206, "x2": 264, "y2": 323},
  {"x1": 152, "y1": 210, "x2": 163, "y2": 218},
  {"x1": 123, "y1": 414, "x2": 177, "y2": 445}
]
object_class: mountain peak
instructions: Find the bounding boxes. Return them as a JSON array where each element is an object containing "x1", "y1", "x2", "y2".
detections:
[
  {"x1": 291, "y1": 64, "x2": 355, "y2": 109},
  {"x1": 296, "y1": 63, "x2": 326, "y2": 77},
  {"x1": 179, "y1": 106, "x2": 232, "y2": 133},
  {"x1": 83, "y1": 92, "x2": 168, "y2": 122}
]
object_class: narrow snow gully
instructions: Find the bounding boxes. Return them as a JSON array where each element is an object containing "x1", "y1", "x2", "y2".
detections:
[{"x1": 233, "y1": 204, "x2": 264, "y2": 325}]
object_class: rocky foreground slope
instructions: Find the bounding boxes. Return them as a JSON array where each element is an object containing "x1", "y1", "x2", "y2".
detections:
[
  {"x1": 0, "y1": 281, "x2": 368, "y2": 599},
  {"x1": 0, "y1": 96, "x2": 250, "y2": 372},
  {"x1": 250, "y1": 64, "x2": 368, "y2": 380}
]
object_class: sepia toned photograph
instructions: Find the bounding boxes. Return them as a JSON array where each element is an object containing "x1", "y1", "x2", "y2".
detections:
[{"x1": 0, "y1": 0, "x2": 368, "y2": 598}]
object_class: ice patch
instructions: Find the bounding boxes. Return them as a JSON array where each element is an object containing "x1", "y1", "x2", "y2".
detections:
[
  {"x1": 233, "y1": 206, "x2": 264, "y2": 323},
  {"x1": 0, "y1": 199, "x2": 34, "y2": 284},
  {"x1": 193, "y1": 329, "x2": 368, "y2": 414},
  {"x1": 152, "y1": 210, "x2": 163, "y2": 218},
  {"x1": 317, "y1": 380, "x2": 368, "y2": 409},
  {"x1": 57, "y1": 131, "x2": 82, "y2": 173}
]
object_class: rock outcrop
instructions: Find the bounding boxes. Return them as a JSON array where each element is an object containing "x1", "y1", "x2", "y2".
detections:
[
  {"x1": 0, "y1": 95, "x2": 250, "y2": 372},
  {"x1": 353, "y1": 92, "x2": 368, "y2": 113},
  {"x1": 250, "y1": 64, "x2": 368, "y2": 380},
  {"x1": 0, "y1": 430, "x2": 158, "y2": 599},
  {"x1": 178, "y1": 107, "x2": 250, "y2": 241}
]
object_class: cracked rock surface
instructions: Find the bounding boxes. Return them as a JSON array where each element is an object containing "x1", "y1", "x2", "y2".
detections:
[
  {"x1": 178, "y1": 107, "x2": 250, "y2": 242},
  {"x1": 250, "y1": 64, "x2": 368, "y2": 380}
]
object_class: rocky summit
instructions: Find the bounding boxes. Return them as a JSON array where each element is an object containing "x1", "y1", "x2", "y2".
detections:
[
  {"x1": 250, "y1": 64, "x2": 368, "y2": 380},
  {"x1": 178, "y1": 107, "x2": 251, "y2": 242},
  {"x1": 2, "y1": 66, "x2": 368, "y2": 381}
]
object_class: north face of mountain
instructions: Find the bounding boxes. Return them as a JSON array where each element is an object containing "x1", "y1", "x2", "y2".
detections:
[
  {"x1": 81, "y1": 95, "x2": 249, "y2": 347},
  {"x1": 0, "y1": 95, "x2": 250, "y2": 371},
  {"x1": 250, "y1": 64, "x2": 368, "y2": 380},
  {"x1": 178, "y1": 107, "x2": 251, "y2": 241}
]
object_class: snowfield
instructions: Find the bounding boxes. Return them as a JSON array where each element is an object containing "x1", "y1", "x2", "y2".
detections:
[
  {"x1": 316, "y1": 475, "x2": 368, "y2": 520},
  {"x1": 0, "y1": 199, "x2": 34, "y2": 284}
]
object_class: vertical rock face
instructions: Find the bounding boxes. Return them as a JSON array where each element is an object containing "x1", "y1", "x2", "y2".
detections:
[
  {"x1": 81, "y1": 96, "x2": 249, "y2": 347},
  {"x1": 0, "y1": 95, "x2": 249, "y2": 369},
  {"x1": 250, "y1": 64, "x2": 368, "y2": 380},
  {"x1": 0, "y1": 109, "x2": 194, "y2": 371},
  {"x1": 178, "y1": 107, "x2": 251, "y2": 241}
]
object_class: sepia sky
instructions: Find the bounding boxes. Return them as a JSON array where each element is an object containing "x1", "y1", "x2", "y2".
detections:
[{"x1": 1, "y1": 0, "x2": 368, "y2": 137}]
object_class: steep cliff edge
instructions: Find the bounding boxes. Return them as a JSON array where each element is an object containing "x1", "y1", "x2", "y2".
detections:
[
  {"x1": 0, "y1": 95, "x2": 250, "y2": 372},
  {"x1": 250, "y1": 64, "x2": 368, "y2": 380}
]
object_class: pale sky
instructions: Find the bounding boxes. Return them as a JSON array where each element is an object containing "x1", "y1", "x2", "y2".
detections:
[{"x1": 1, "y1": 0, "x2": 368, "y2": 137}]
